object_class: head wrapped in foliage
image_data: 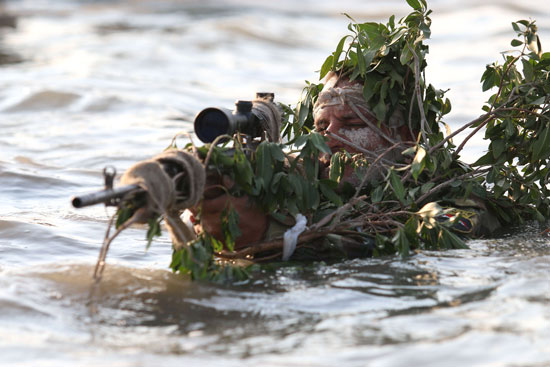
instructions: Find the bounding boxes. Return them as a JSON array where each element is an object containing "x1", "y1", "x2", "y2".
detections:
[{"x1": 286, "y1": 0, "x2": 451, "y2": 147}]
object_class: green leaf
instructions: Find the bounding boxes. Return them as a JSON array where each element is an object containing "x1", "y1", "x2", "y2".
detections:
[
  {"x1": 504, "y1": 119, "x2": 516, "y2": 137},
  {"x1": 333, "y1": 35, "x2": 349, "y2": 68},
  {"x1": 441, "y1": 227, "x2": 468, "y2": 249},
  {"x1": 329, "y1": 153, "x2": 343, "y2": 182},
  {"x1": 399, "y1": 42, "x2": 412, "y2": 65},
  {"x1": 529, "y1": 96, "x2": 546, "y2": 106},
  {"x1": 406, "y1": 0, "x2": 422, "y2": 11},
  {"x1": 371, "y1": 184, "x2": 384, "y2": 203},
  {"x1": 210, "y1": 236, "x2": 224, "y2": 253},
  {"x1": 404, "y1": 216, "x2": 420, "y2": 248},
  {"x1": 269, "y1": 144, "x2": 286, "y2": 162},
  {"x1": 296, "y1": 98, "x2": 310, "y2": 128},
  {"x1": 222, "y1": 206, "x2": 242, "y2": 252},
  {"x1": 421, "y1": 182, "x2": 435, "y2": 194},
  {"x1": 116, "y1": 206, "x2": 134, "y2": 229},
  {"x1": 310, "y1": 132, "x2": 332, "y2": 154},
  {"x1": 373, "y1": 97, "x2": 387, "y2": 122},
  {"x1": 270, "y1": 172, "x2": 285, "y2": 194},
  {"x1": 510, "y1": 39, "x2": 523, "y2": 47},
  {"x1": 388, "y1": 15, "x2": 395, "y2": 30},
  {"x1": 356, "y1": 42, "x2": 366, "y2": 75},
  {"x1": 393, "y1": 228, "x2": 410, "y2": 257},
  {"x1": 532, "y1": 126, "x2": 550, "y2": 161},
  {"x1": 289, "y1": 174, "x2": 303, "y2": 200},
  {"x1": 360, "y1": 23, "x2": 386, "y2": 50},
  {"x1": 472, "y1": 152, "x2": 494, "y2": 166},
  {"x1": 389, "y1": 169, "x2": 406, "y2": 203},
  {"x1": 411, "y1": 145, "x2": 427, "y2": 181},
  {"x1": 491, "y1": 139, "x2": 506, "y2": 159},
  {"x1": 362, "y1": 74, "x2": 379, "y2": 103},
  {"x1": 319, "y1": 180, "x2": 343, "y2": 206},
  {"x1": 522, "y1": 58, "x2": 534, "y2": 82},
  {"x1": 256, "y1": 142, "x2": 273, "y2": 189},
  {"x1": 450, "y1": 179, "x2": 463, "y2": 188},
  {"x1": 146, "y1": 217, "x2": 162, "y2": 250},
  {"x1": 320, "y1": 55, "x2": 334, "y2": 80},
  {"x1": 234, "y1": 151, "x2": 253, "y2": 187},
  {"x1": 363, "y1": 49, "x2": 377, "y2": 70},
  {"x1": 294, "y1": 135, "x2": 308, "y2": 148},
  {"x1": 534, "y1": 209, "x2": 546, "y2": 222},
  {"x1": 482, "y1": 68, "x2": 496, "y2": 91}
]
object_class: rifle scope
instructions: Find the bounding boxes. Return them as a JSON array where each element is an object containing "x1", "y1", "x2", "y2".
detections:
[{"x1": 194, "y1": 93, "x2": 274, "y2": 143}]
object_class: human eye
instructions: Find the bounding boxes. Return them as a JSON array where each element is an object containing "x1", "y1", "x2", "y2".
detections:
[{"x1": 315, "y1": 119, "x2": 329, "y2": 132}]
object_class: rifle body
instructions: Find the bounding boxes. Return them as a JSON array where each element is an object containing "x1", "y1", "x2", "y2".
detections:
[{"x1": 72, "y1": 184, "x2": 142, "y2": 208}]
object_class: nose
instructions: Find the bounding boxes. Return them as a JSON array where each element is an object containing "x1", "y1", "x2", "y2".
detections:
[
  {"x1": 325, "y1": 118, "x2": 342, "y2": 135},
  {"x1": 324, "y1": 118, "x2": 346, "y2": 151}
]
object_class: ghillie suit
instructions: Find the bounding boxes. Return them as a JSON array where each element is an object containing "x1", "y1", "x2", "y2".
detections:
[{"x1": 85, "y1": 0, "x2": 549, "y2": 282}]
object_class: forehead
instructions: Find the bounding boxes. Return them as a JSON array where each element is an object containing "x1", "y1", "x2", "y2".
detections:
[
  {"x1": 314, "y1": 101, "x2": 354, "y2": 118},
  {"x1": 314, "y1": 76, "x2": 364, "y2": 118}
]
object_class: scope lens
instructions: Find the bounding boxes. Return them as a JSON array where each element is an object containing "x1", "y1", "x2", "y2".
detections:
[{"x1": 194, "y1": 108, "x2": 230, "y2": 143}]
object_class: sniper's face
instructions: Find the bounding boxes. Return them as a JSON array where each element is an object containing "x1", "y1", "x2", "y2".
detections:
[{"x1": 313, "y1": 76, "x2": 391, "y2": 156}]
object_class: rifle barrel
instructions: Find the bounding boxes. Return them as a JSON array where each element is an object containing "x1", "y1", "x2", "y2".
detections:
[{"x1": 72, "y1": 184, "x2": 142, "y2": 208}]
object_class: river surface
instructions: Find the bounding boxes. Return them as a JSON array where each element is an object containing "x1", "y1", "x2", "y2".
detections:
[{"x1": 1, "y1": 0, "x2": 549, "y2": 366}]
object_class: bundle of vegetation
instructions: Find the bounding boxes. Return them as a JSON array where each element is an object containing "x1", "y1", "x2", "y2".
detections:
[{"x1": 108, "y1": 0, "x2": 549, "y2": 282}]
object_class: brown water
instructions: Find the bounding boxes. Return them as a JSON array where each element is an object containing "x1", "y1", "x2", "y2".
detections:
[{"x1": 1, "y1": 0, "x2": 549, "y2": 366}]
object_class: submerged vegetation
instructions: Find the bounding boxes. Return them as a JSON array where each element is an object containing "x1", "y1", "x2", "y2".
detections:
[{"x1": 107, "y1": 0, "x2": 549, "y2": 282}]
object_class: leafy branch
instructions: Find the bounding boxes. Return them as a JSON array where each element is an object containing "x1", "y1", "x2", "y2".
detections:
[{"x1": 108, "y1": 3, "x2": 550, "y2": 283}]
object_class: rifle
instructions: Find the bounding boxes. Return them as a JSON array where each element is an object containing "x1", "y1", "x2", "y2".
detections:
[
  {"x1": 71, "y1": 166, "x2": 143, "y2": 208},
  {"x1": 72, "y1": 93, "x2": 277, "y2": 208}
]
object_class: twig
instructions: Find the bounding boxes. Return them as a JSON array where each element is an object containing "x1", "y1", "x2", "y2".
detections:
[
  {"x1": 452, "y1": 44, "x2": 529, "y2": 158},
  {"x1": 203, "y1": 134, "x2": 233, "y2": 168},
  {"x1": 310, "y1": 194, "x2": 367, "y2": 231},
  {"x1": 415, "y1": 167, "x2": 491, "y2": 205},
  {"x1": 347, "y1": 100, "x2": 398, "y2": 145},
  {"x1": 429, "y1": 114, "x2": 489, "y2": 154},
  {"x1": 494, "y1": 107, "x2": 550, "y2": 121},
  {"x1": 452, "y1": 117, "x2": 492, "y2": 159},
  {"x1": 488, "y1": 43, "x2": 527, "y2": 116},
  {"x1": 408, "y1": 91, "x2": 417, "y2": 141},
  {"x1": 217, "y1": 230, "x2": 331, "y2": 258},
  {"x1": 325, "y1": 131, "x2": 407, "y2": 167},
  {"x1": 93, "y1": 208, "x2": 148, "y2": 282},
  {"x1": 351, "y1": 141, "x2": 407, "y2": 201},
  {"x1": 338, "y1": 34, "x2": 358, "y2": 81},
  {"x1": 407, "y1": 43, "x2": 431, "y2": 144}
]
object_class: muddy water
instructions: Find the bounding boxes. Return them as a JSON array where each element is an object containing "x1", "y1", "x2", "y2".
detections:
[{"x1": 1, "y1": 1, "x2": 549, "y2": 366}]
